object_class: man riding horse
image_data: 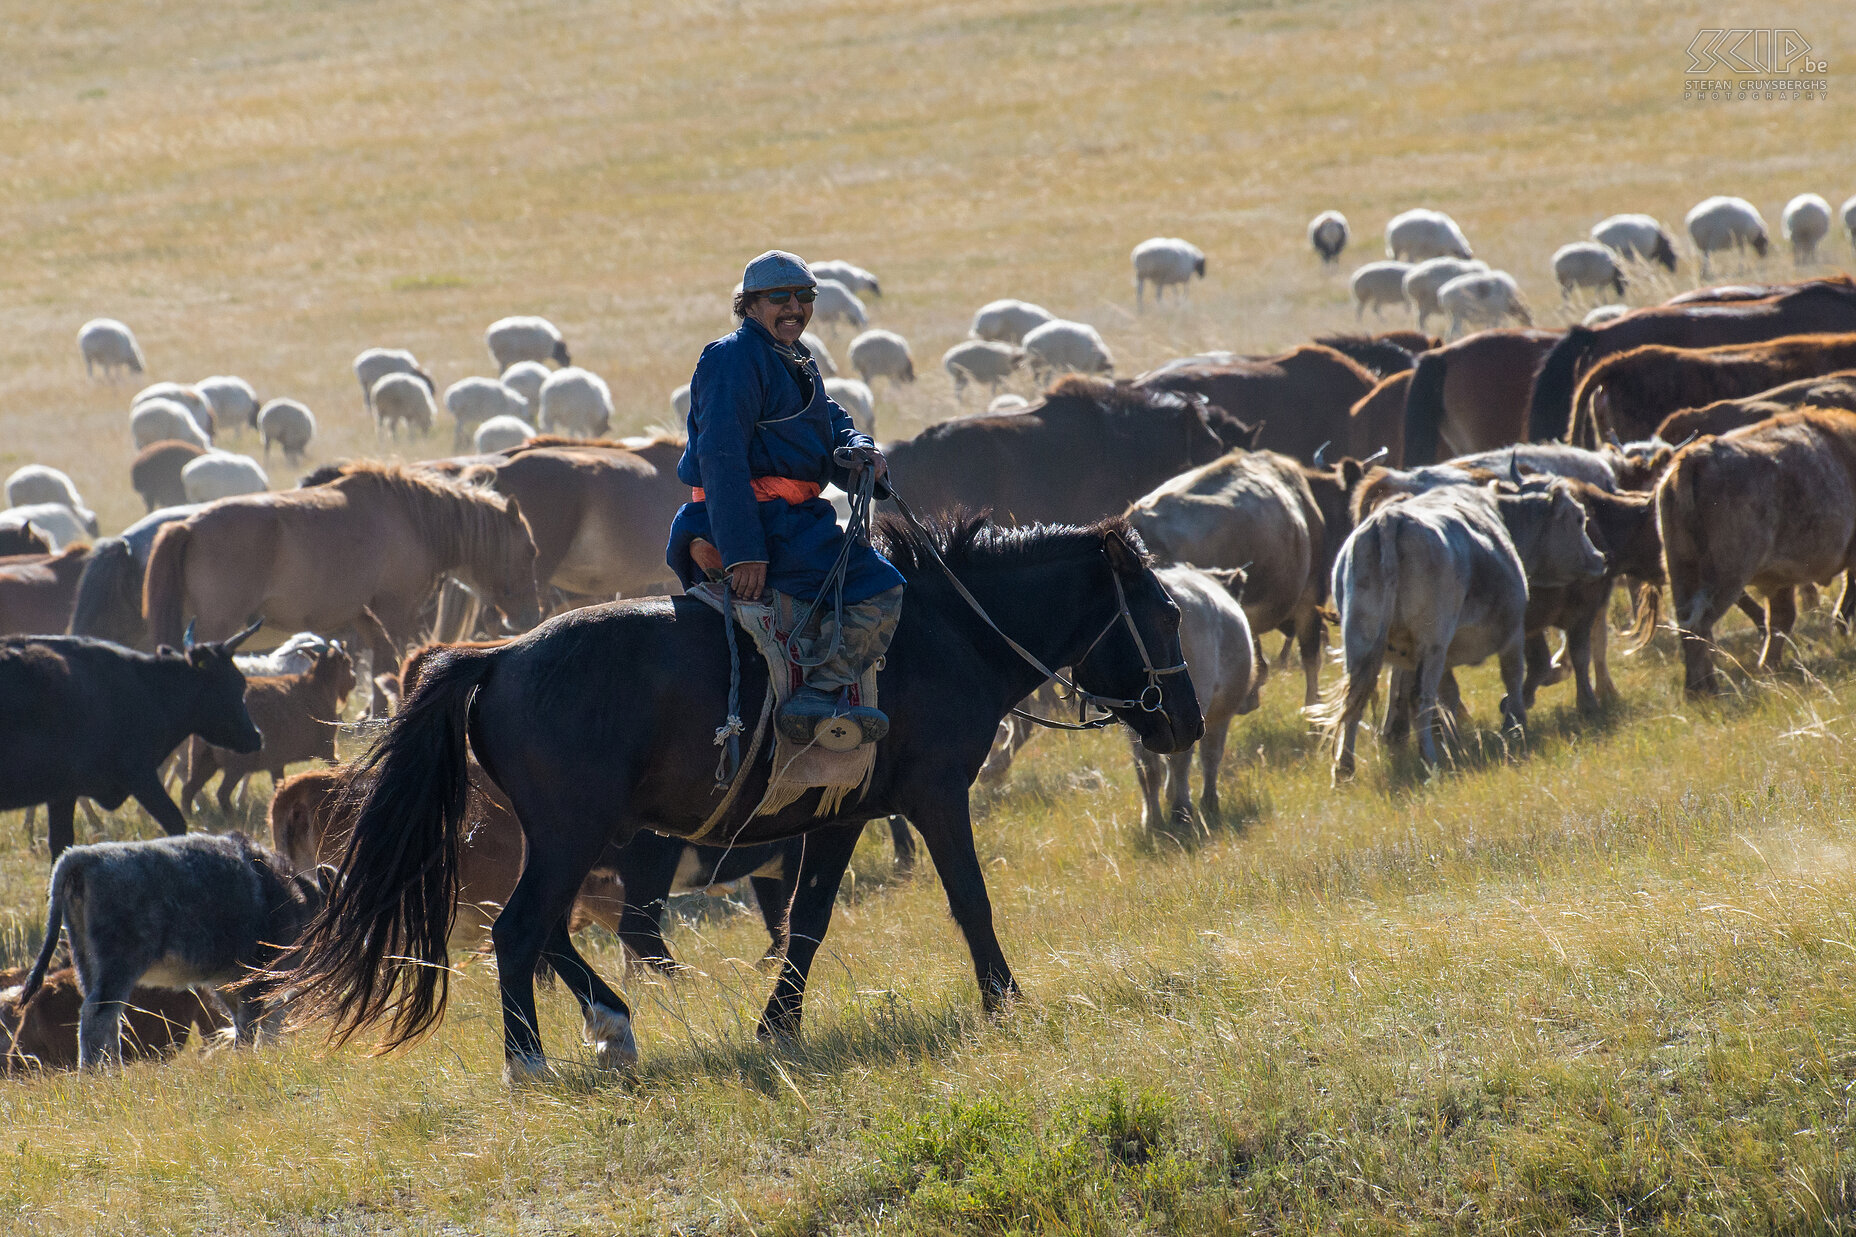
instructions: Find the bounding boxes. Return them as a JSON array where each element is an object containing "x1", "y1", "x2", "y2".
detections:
[{"x1": 666, "y1": 250, "x2": 904, "y2": 744}]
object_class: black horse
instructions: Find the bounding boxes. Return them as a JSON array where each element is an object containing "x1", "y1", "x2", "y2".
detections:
[{"x1": 277, "y1": 514, "x2": 1202, "y2": 1080}]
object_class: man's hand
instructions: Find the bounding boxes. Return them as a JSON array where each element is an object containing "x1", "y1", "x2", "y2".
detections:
[
  {"x1": 835, "y1": 444, "x2": 890, "y2": 482},
  {"x1": 730, "y1": 561, "x2": 767, "y2": 602}
]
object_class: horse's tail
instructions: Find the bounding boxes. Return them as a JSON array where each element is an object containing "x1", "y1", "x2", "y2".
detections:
[
  {"x1": 141, "y1": 522, "x2": 192, "y2": 647},
  {"x1": 3, "y1": 852, "x2": 77, "y2": 1017},
  {"x1": 268, "y1": 643, "x2": 492, "y2": 1050},
  {"x1": 68, "y1": 537, "x2": 141, "y2": 644},
  {"x1": 1401, "y1": 352, "x2": 1449, "y2": 466},
  {"x1": 1526, "y1": 324, "x2": 1596, "y2": 442}
]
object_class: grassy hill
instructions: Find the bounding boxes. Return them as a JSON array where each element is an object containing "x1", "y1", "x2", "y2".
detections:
[{"x1": 3, "y1": 0, "x2": 1856, "y2": 1231}]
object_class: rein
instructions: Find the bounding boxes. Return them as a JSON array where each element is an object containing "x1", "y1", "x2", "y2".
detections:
[{"x1": 885, "y1": 491, "x2": 1188, "y2": 730}]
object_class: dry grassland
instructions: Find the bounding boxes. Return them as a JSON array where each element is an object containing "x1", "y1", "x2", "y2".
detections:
[{"x1": 3, "y1": 0, "x2": 1856, "y2": 1231}]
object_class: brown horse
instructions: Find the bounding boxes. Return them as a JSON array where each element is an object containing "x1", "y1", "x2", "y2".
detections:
[
  {"x1": 1401, "y1": 328, "x2": 1565, "y2": 465},
  {"x1": 1136, "y1": 345, "x2": 1378, "y2": 465},
  {"x1": 1348, "y1": 370, "x2": 1412, "y2": 463},
  {"x1": 1574, "y1": 333, "x2": 1856, "y2": 446},
  {"x1": 1666, "y1": 275, "x2": 1856, "y2": 305},
  {"x1": 0, "y1": 545, "x2": 92, "y2": 636},
  {"x1": 142, "y1": 463, "x2": 541, "y2": 673},
  {"x1": 1528, "y1": 280, "x2": 1856, "y2": 441}
]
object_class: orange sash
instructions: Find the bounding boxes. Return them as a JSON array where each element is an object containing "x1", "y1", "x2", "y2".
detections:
[{"x1": 691, "y1": 477, "x2": 822, "y2": 504}]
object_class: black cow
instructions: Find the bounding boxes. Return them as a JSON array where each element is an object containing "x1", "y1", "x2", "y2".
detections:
[{"x1": 0, "y1": 627, "x2": 263, "y2": 858}]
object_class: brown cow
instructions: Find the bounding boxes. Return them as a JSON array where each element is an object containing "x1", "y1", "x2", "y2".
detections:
[
  {"x1": 0, "y1": 524, "x2": 51, "y2": 557},
  {"x1": 181, "y1": 645, "x2": 357, "y2": 811},
  {"x1": 1, "y1": 964, "x2": 226, "y2": 1072},
  {"x1": 1401, "y1": 328, "x2": 1565, "y2": 465},
  {"x1": 1656, "y1": 408, "x2": 1856, "y2": 693},
  {"x1": 1135, "y1": 345, "x2": 1378, "y2": 465},
  {"x1": 1574, "y1": 334, "x2": 1856, "y2": 446},
  {"x1": 1348, "y1": 370, "x2": 1412, "y2": 463},
  {"x1": 1654, "y1": 369, "x2": 1856, "y2": 443},
  {"x1": 1666, "y1": 275, "x2": 1855, "y2": 306},
  {"x1": 130, "y1": 441, "x2": 207, "y2": 512},
  {"x1": 0, "y1": 544, "x2": 93, "y2": 636}
]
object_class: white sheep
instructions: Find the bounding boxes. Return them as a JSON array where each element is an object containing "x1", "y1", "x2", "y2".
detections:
[
  {"x1": 182, "y1": 452, "x2": 269, "y2": 503},
  {"x1": 810, "y1": 260, "x2": 881, "y2": 299},
  {"x1": 1550, "y1": 242, "x2": 1626, "y2": 298},
  {"x1": 1131, "y1": 238, "x2": 1206, "y2": 305},
  {"x1": 802, "y1": 331, "x2": 839, "y2": 376},
  {"x1": 1022, "y1": 319, "x2": 1113, "y2": 379},
  {"x1": 4, "y1": 466, "x2": 98, "y2": 536},
  {"x1": 537, "y1": 366, "x2": 612, "y2": 438},
  {"x1": 1582, "y1": 303, "x2": 1630, "y2": 327},
  {"x1": 670, "y1": 383, "x2": 692, "y2": 418},
  {"x1": 370, "y1": 372, "x2": 437, "y2": 440},
  {"x1": 474, "y1": 415, "x2": 537, "y2": 454},
  {"x1": 989, "y1": 394, "x2": 1030, "y2": 412},
  {"x1": 1350, "y1": 261, "x2": 1412, "y2": 320},
  {"x1": 1385, "y1": 209, "x2": 1473, "y2": 261},
  {"x1": 0, "y1": 504, "x2": 90, "y2": 550},
  {"x1": 1844, "y1": 195, "x2": 1856, "y2": 254},
  {"x1": 1437, "y1": 270, "x2": 1531, "y2": 338},
  {"x1": 130, "y1": 399, "x2": 211, "y2": 451},
  {"x1": 942, "y1": 340, "x2": 1026, "y2": 395},
  {"x1": 1782, "y1": 193, "x2": 1832, "y2": 264},
  {"x1": 970, "y1": 299, "x2": 1056, "y2": 344},
  {"x1": 824, "y1": 378, "x2": 876, "y2": 435},
  {"x1": 1685, "y1": 196, "x2": 1769, "y2": 276},
  {"x1": 132, "y1": 382, "x2": 215, "y2": 440},
  {"x1": 847, "y1": 329, "x2": 915, "y2": 385},
  {"x1": 354, "y1": 348, "x2": 432, "y2": 414},
  {"x1": 444, "y1": 377, "x2": 528, "y2": 447},
  {"x1": 499, "y1": 360, "x2": 550, "y2": 414},
  {"x1": 78, "y1": 319, "x2": 144, "y2": 381},
  {"x1": 809, "y1": 280, "x2": 867, "y2": 332},
  {"x1": 1308, "y1": 211, "x2": 1349, "y2": 264},
  {"x1": 486, "y1": 316, "x2": 571, "y2": 371},
  {"x1": 1401, "y1": 258, "x2": 1486, "y2": 329},
  {"x1": 257, "y1": 399, "x2": 317, "y2": 463},
  {"x1": 197, "y1": 376, "x2": 260, "y2": 433},
  {"x1": 1590, "y1": 214, "x2": 1678, "y2": 271}
]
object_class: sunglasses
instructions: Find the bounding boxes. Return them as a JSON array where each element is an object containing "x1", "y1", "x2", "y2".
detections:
[{"x1": 761, "y1": 289, "x2": 818, "y2": 304}]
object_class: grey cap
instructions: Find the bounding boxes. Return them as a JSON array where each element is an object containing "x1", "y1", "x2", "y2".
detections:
[{"x1": 742, "y1": 250, "x2": 815, "y2": 293}]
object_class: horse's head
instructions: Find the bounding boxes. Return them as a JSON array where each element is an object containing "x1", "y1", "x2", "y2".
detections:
[
  {"x1": 1074, "y1": 526, "x2": 1203, "y2": 754},
  {"x1": 481, "y1": 496, "x2": 544, "y2": 631}
]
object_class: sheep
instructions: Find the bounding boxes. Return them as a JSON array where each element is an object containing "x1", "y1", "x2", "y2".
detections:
[
  {"x1": 671, "y1": 383, "x2": 692, "y2": 418},
  {"x1": 353, "y1": 348, "x2": 432, "y2": 415},
  {"x1": 1437, "y1": 270, "x2": 1531, "y2": 337},
  {"x1": 1401, "y1": 258, "x2": 1486, "y2": 329},
  {"x1": 1550, "y1": 242, "x2": 1626, "y2": 298},
  {"x1": 943, "y1": 340, "x2": 1026, "y2": 395},
  {"x1": 802, "y1": 331, "x2": 839, "y2": 376},
  {"x1": 1131, "y1": 237, "x2": 1206, "y2": 305},
  {"x1": 1350, "y1": 260, "x2": 1412, "y2": 320},
  {"x1": 77, "y1": 319, "x2": 144, "y2": 381},
  {"x1": 824, "y1": 378, "x2": 875, "y2": 435},
  {"x1": 131, "y1": 441, "x2": 206, "y2": 511},
  {"x1": 1591, "y1": 214, "x2": 1678, "y2": 271},
  {"x1": 370, "y1": 372, "x2": 436, "y2": 440},
  {"x1": 132, "y1": 382, "x2": 215, "y2": 440},
  {"x1": 6, "y1": 466, "x2": 88, "y2": 519},
  {"x1": 970, "y1": 299, "x2": 1056, "y2": 345},
  {"x1": 989, "y1": 394, "x2": 1030, "y2": 412},
  {"x1": 1583, "y1": 303, "x2": 1630, "y2": 327},
  {"x1": 486, "y1": 316, "x2": 571, "y2": 371},
  {"x1": 1844, "y1": 195, "x2": 1856, "y2": 254},
  {"x1": 444, "y1": 377, "x2": 527, "y2": 448},
  {"x1": 256, "y1": 399, "x2": 316, "y2": 463},
  {"x1": 810, "y1": 260, "x2": 881, "y2": 299},
  {"x1": 537, "y1": 366, "x2": 612, "y2": 438},
  {"x1": 809, "y1": 279, "x2": 867, "y2": 332},
  {"x1": 182, "y1": 452, "x2": 269, "y2": 503},
  {"x1": 1685, "y1": 196, "x2": 1769, "y2": 276},
  {"x1": 130, "y1": 399, "x2": 211, "y2": 451},
  {"x1": 1385, "y1": 209, "x2": 1473, "y2": 261},
  {"x1": 0, "y1": 504, "x2": 90, "y2": 551},
  {"x1": 1782, "y1": 193, "x2": 1832, "y2": 264},
  {"x1": 1022, "y1": 319, "x2": 1113, "y2": 379},
  {"x1": 1308, "y1": 211, "x2": 1349, "y2": 264},
  {"x1": 235, "y1": 632, "x2": 332, "y2": 678},
  {"x1": 474, "y1": 415, "x2": 537, "y2": 454},
  {"x1": 196, "y1": 376, "x2": 260, "y2": 433},
  {"x1": 847, "y1": 329, "x2": 915, "y2": 385}
]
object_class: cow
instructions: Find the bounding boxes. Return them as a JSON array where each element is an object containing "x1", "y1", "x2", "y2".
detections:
[
  {"x1": 182, "y1": 643, "x2": 357, "y2": 812},
  {"x1": 0, "y1": 626, "x2": 263, "y2": 858},
  {"x1": 1129, "y1": 565, "x2": 1257, "y2": 832},
  {"x1": 0, "y1": 832, "x2": 329, "y2": 1068},
  {"x1": 2, "y1": 965, "x2": 227, "y2": 1072},
  {"x1": 1656, "y1": 408, "x2": 1856, "y2": 694},
  {"x1": 1653, "y1": 369, "x2": 1856, "y2": 444},
  {"x1": 1135, "y1": 345, "x2": 1380, "y2": 465},
  {"x1": 0, "y1": 523, "x2": 51, "y2": 556},
  {"x1": 1315, "y1": 480, "x2": 1606, "y2": 779},
  {"x1": 0, "y1": 543, "x2": 93, "y2": 636}
]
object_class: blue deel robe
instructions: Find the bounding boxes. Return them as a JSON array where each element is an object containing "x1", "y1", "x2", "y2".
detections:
[{"x1": 666, "y1": 317, "x2": 904, "y2": 604}]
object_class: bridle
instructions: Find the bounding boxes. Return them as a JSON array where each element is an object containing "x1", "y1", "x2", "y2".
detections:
[{"x1": 887, "y1": 491, "x2": 1188, "y2": 731}]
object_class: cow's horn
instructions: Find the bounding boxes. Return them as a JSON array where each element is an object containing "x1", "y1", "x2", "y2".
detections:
[
  {"x1": 1605, "y1": 427, "x2": 1623, "y2": 448},
  {"x1": 1311, "y1": 441, "x2": 1330, "y2": 468},
  {"x1": 1509, "y1": 446, "x2": 1523, "y2": 484},
  {"x1": 1364, "y1": 445, "x2": 1390, "y2": 465},
  {"x1": 222, "y1": 619, "x2": 264, "y2": 653},
  {"x1": 183, "y1": 619, "x2": 196, "y2": 651}
]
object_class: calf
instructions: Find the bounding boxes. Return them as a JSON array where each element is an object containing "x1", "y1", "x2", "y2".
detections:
[
  {"x1": 182, "y1": 644, "x2": 356, "y2": 812},
  {"x1": 0, "y1": 544, "x2": 92, "y2": 636},
  {"x1": 0, "y1": 626, "x2": 262, "y2": 858},
  {"x1": 0, "y1": 832, "x2": 328, "y2": 1068},
  {"x1": 1, "y1": 964, "x2": 226, "y2": 1072},
  {"x1": 1521, "y1": 484, "x2": 1660, "y2": 712}
]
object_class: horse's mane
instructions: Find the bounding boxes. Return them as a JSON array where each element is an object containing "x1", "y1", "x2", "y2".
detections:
[
  {"x1": 322, "y1": 461, "x2": 521, "y2": 565},
  {"x1": 500, "y1": 432, "x2": 686, "y2": 456},
  {"x1": 1042, "y1": 374, "x2": 1193, "y2": 416},
  {"x1": 876, "y1": 511, "x2": 1145, "y2": 581}
]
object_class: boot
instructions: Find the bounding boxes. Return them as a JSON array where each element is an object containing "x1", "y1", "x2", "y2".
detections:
[{"x1": 778, "y1": 686, "x2": 888, "y2": 749}]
